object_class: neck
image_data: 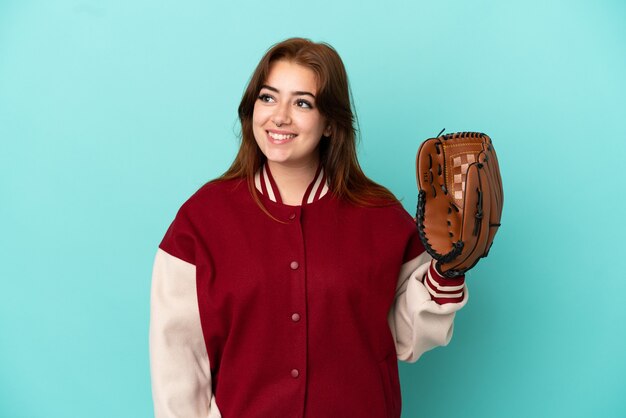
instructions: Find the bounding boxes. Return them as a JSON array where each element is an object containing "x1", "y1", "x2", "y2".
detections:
[{"x1": 267, "y1": 159, "x2": 319, "y2": 205}]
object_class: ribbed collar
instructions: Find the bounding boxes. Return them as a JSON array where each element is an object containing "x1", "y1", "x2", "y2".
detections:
[{"x1": 254, "y1": 163, "x2": 329, "y2": 206}]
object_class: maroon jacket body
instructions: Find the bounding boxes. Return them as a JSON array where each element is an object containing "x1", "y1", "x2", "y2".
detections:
[{"x1": 150, "y1": 165, "x2": 467, "y2": 418}]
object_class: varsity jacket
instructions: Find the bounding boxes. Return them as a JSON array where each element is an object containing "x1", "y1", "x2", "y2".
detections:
[{"x1": 149, "y1": 164, "x2": 468, "y2": 418}]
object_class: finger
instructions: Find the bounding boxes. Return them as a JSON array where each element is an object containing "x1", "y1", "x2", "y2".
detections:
[
  {"x1": 416, "y1": 138, "x2": 457, "y2": 258},
  {"x1": 480, "y1": 155, "x2": 501, "y2": 256},
  {"x1": 439, "y1": 159, "x2": 480, "y2": 273},
  {"x1": 449, "y1": 159, "x2": 492, "y2": 272},
  {"x1": 482, "y1": 141, "x2": 502, "y2": 216},
  {"x1": 485, "y1": 135, "x2": 504, "y2": 212}
]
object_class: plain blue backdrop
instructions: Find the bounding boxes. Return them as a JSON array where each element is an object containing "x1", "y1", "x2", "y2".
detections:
[{"x1": 1, "y1": 0, "x2": 625, "y2": 417}]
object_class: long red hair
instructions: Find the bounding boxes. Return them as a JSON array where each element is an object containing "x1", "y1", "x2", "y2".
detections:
[{"x1": 217, "y1": 37, "x2": 398, "y2": 208}]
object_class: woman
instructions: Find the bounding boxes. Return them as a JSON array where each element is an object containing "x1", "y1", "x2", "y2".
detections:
[{"x1": 150, "y1": 37, "x2": 468, "y2": 418}]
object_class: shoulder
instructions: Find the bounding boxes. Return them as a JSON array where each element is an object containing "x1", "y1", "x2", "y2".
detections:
[
  {"x1": 356, "y1": 201, "x2": 424, "y2": 261},
  {"x1": 332, "y1": 198, "x2": 424, "y2": 263},
  {"x1": 349, "y1": 200, "x2": 415, "y2": 229},
  {"x1": 336, "y1": 198, "x2": 418, "y2": 240},
  {"x1": 159, "y1": 178, "x2": 248, "y2": 262},
  {"x1": 179, "y1": 177, "x2": 247, "y2": 218}
]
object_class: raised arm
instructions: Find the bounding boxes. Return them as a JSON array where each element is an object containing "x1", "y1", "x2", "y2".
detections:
[{"x1": 387, "y1": 251, "x2": 468, "y2": 363}]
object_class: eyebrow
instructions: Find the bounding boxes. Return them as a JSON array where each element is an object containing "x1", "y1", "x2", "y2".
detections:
[{"x1": 260, "y1": 84, "x2": 316, "y2": 99}]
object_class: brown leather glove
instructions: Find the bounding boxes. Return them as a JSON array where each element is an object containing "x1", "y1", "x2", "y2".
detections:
[{"x1": 416, "y1": 131, "x2": 503, "y2": 278}]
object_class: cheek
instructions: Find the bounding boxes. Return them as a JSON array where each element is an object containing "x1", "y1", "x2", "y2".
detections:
[
  {"x1": 252, "y1": 103, "x2": 271, "y2": 126},
  {"x1": 303, "y1": 115, "x2": 327, "y2": 136},
  {"x1": 251, "y1": 110, "x2": 261, "y2": 141}
]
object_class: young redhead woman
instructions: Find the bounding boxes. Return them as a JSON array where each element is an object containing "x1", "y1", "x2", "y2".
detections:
[{"x1": 150, "y1": 38, "x2": 468, "y2": 418}]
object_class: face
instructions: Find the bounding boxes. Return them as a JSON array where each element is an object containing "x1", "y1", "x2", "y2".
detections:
[{"x1": 252, "y1": 59, "x2": 331, "y2": 170}]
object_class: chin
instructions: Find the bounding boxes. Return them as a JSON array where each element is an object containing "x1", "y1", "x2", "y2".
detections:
[{"x1": 263, "y1": 150, "x2": 292, "y2": 164}]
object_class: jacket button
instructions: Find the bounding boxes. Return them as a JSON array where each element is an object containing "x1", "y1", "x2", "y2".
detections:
[
  {"x1": 291, "y1": 369, "x2": 299, "y2": 378},
  {"x1": 290, "y1": 261, "x2": 299, "y2": 270},
  {"x1": 291, "y1": 313, "x2": 300, "y2": 322},
  {"x1": 288, "y1": 213, "x2": 296, "y2": 220}
]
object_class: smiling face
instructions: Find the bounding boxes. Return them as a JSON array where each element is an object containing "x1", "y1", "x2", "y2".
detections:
[{"x1": 252, "y1": 59, "x2": 332, "y2": 171}]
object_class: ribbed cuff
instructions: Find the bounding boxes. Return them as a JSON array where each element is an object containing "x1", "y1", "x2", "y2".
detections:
[{"x1": 424, "y1": 261, "x2": 465, "y2": 304}]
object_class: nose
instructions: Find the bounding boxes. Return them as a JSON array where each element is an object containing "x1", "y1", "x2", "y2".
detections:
[{"x1": 272, "y1": 101, "x2": 291, "y2": 127}]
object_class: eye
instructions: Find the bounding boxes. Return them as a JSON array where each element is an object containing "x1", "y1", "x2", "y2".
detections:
[
  {"x1": 258, "y1": 93, "x2": 275, "y2": 103},
  {"x1": 296, "y1": 99, "x2": 313, "y2": 109}
]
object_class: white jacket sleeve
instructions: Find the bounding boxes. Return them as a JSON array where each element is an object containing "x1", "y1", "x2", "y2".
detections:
[
  {"x1": 149, "y1": 248, "x2": 222, "y2": 418},
  {"x1": 388, "y1": 251, "x2": 469, "y2": 363}
]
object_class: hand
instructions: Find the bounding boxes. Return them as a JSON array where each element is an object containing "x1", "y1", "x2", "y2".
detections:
[{"x1": 415, "y1": 132, "x2": 503, "y2": 278}]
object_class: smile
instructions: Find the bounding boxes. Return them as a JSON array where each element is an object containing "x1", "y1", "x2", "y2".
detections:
[{"x1": 267, "y1": 131, "x2": 297, "y2": 142}]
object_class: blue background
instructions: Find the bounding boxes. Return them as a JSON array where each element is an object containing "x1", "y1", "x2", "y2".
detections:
[{"x1": 1, "y1": 1, "x2": 625, "y2": 417}]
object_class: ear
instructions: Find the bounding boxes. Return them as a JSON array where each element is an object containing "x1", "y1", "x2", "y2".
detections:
[{"x1": 323, "y1": 124, "x2": 332, "y2": 138}]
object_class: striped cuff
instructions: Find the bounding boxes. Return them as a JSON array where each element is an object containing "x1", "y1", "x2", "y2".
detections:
[{"x1": 423, "y1": 261, "x2": 465, "y2": 304}]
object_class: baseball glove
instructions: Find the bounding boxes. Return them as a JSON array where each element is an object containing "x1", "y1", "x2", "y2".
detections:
[{"x1": 415, "y1": 131, "x2": 503, "y2": 278}]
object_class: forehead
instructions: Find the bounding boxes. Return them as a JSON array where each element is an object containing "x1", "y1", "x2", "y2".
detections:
[{"x1": 264, "y1": 59, "x2": 319, "y2": 93}]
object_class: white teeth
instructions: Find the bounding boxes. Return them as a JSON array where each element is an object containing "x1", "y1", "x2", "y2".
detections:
[{"x1": 268, "y1": 132, "x2": 296, "y2": 141}]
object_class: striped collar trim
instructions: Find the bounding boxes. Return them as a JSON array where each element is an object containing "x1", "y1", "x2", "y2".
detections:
[{"x1": 254, "y1": 163, "x2": 329, "y2": 205}]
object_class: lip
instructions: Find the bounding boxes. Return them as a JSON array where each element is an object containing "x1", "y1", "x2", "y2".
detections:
[
  {"x1": 267, "y1": 129, "x2": 297, "y2": 135},
  {"x1": 266, "y1": 130, "x2": 298, "y2": 145}
]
